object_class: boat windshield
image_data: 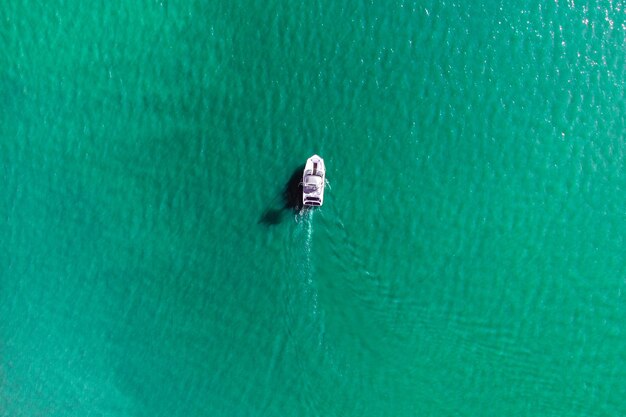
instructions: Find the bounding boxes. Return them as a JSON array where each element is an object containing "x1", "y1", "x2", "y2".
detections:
[{"x1": 304, "y1": 175, "x2": 322, "y2": 193}]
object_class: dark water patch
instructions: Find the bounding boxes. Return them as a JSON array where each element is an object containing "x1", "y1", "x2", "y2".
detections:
[
  {"x1": 259, "y1": 164, "x2": 306, "y2": 226},
  {"x1": 282, "y1": 164, "x2": 305, "y2": 211},
  {"x1": 259, "y1": 208, "x2": 285, "y2": 226}
]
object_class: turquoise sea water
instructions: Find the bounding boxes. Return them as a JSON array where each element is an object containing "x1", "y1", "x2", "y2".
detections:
[{"x1": 1, "y1": 0, "x2": 625, "y2": 415}]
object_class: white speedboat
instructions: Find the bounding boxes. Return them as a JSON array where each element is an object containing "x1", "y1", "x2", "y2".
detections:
[{"x1": 302, "y1": 155, "x2": 325, "y2": 207}]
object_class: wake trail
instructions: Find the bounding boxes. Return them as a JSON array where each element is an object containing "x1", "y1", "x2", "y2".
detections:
[
  {"x1": 296, "y1": 209, "x2": 318, "y2": 314},
  {"x1": 294, "y1": 208, "x2": 341, "y2": 375}
]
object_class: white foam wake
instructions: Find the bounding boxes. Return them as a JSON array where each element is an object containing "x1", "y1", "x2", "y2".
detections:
[{"x1": 295, "y1": 209, "x2": 318, "y2": 315}]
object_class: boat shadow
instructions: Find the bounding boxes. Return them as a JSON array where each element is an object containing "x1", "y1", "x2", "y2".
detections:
[{"x1": 259, "y1": 164, "x2": 308, "y2": 226}]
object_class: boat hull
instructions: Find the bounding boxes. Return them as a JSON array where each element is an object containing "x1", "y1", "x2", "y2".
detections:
[{"x1": 302, "y1": 155, "x2": 325, "y2": 207}]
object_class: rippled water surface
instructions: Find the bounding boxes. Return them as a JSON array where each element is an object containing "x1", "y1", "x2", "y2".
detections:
[{"x1": 1, "y1": 1, "x2": 625, "y2": 416}]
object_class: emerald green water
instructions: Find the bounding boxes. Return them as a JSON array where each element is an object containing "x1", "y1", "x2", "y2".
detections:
[{"x1": 1, "y1": 1, "x2": 625, "y2": 415}]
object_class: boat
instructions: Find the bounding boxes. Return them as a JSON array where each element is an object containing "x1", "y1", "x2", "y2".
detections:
[{"x1": 302, "y1": 155, "x2": 325, "y2": 207}]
